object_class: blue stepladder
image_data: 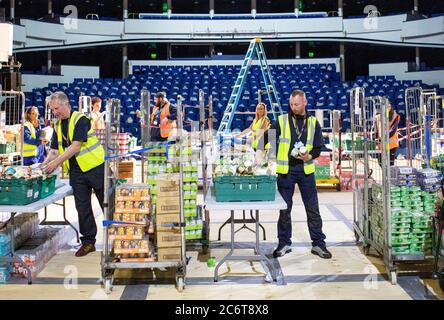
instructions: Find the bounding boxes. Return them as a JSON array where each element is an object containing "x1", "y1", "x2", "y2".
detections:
[{"x1": 217, "y1": 38, "x2": 284, "y2": 134}]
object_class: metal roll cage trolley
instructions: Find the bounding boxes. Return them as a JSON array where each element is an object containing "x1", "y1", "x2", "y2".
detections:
[{"x1": 101, "y1": 95, "x2": 190, "y2": 293}]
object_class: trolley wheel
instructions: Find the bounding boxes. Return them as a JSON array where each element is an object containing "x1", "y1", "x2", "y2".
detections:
[
  {"x1": 354, "y1": 231, "x2": 360, "y2": 243},
  {"x1": 176, "y1": 277, "x2": 185, "y2": 292},
  {"x1": 363, "y1": 245, "x2": 371, "y2": 256},
  {"x1": 335, "y1": 183, "x2": 341, "y2": 192},
  {"x1": 389, "y1": 270, "x2": 397, "y2": 285},
  {"x1": 104, "y1": 277, "x2": 113, "y2": 294},
  {"x1": 439, "y1": 268, "x2": 444, "y2": 292}
]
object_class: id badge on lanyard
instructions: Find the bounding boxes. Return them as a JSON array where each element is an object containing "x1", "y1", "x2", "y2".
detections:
[{"x1": 153, "y1": 109, "x2": 161, "y2": 126}]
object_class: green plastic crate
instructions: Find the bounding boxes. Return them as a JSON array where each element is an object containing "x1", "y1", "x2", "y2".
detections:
[
  {"x1": 214, "y1": 175, "x2": 276, "y2": 202},
  {"x1": 0, "y1": 143, "x2": 15, "y2": 154},
  {"x1": 40, "y1": 175, "x2": 56, "y2": 199},
  {"x1": 0, "y1": 177, "x2": 42, "y2": 205}
]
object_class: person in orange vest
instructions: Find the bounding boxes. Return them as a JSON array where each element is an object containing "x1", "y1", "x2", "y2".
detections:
[
  {"x1": 387, "y1": 102, "x2": 400, "y2": 166},
  {"x1": 375, "y1": 101, "x2": 400, "y2": 166},
  {"x1": 149, "y1": 92, "x2": 177, "y2": 141}
]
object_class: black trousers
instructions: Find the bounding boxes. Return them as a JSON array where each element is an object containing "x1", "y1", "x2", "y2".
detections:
[
  {"x1": 70, "y1": 163, "x2": 104, "y2": 245},
  {"x1": 377, "y1": 147, "x2": 397, "y2": 167},
  {"x1": 277, "y1": 166, "x2": 326, "y2": 248}
]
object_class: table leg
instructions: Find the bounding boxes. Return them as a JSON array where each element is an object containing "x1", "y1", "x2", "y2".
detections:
[
  {"x1": 39, "y1": 198, "x2": 80, "y2": 243},
  {"x1": 217, "y1": 216, "x2": 231, "y2": 241},
  {"x1": 250, "y1": 210, "x2": 267, "y2": 240},
  {"x1": 214, "y1": 210, "x2": 235, "y2": 282},
  {"x1": 234, "y1": 210, "x2": 256, "y2": 235},
  {"x1": 63, "y1": 197, "x2": 80, "y2": 243},
  {"x1": 255, "y1": 210, "x2": 276, "y2": 282}
]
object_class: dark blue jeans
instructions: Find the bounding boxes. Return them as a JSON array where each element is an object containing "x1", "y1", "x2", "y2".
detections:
[{"x1": 277, "y1": 166, "x2": 326, "y2": 248}]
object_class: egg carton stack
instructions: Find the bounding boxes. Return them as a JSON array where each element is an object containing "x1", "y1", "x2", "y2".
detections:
[
  {"x1": 416, "y1": 169, "x2": 442, "y2": 193},
  {"x1": 112, "y1": 184, "x2": 155, "y2": 263},
  {"x1": 390, "y1": 166, "x2": 418, "y2": 186}
]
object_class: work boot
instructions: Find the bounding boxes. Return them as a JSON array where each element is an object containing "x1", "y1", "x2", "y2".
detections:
[
  {"x1": 75, "y1": 244, "x2": 96, "y2": 257},
  {"x1": 273, "y1": 244, "x2": 292, "y2": 258},
  {"x1": 311, "y1": 246, "x2": 332, "y2": 259}
]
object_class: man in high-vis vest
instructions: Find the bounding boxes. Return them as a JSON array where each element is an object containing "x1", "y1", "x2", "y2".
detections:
[
  {"x1": 149, "y1": 92, "x2": 177, "y2": 141},
  {"x1": 42, "y1": 92, "x2": 105, "y2": 257},
  {"x1": 259, "y1": 90, "x2": 331, "y2": 259}
]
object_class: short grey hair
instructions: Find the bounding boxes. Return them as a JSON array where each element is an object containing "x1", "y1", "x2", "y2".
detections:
[
  {"x1": 49, "y1": 91, "x2": 70, "y2": 107},
  {"x1": 291, "y1": 89, "x2": 306, "y2": 99}
]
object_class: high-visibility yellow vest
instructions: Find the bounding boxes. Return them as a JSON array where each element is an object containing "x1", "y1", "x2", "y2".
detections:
[
  {"x1": 56, "y1": 111, "x2": 105, "y2": 174},
  {"x1": 276, "y1": 114, "x2": 316, "y2": 175},
  {"x1": 251, "y1": 116, "x2": 270, "y2": 150},
  {"x1": 23, "y1": 121, "x2": 37, "y2": 158}
]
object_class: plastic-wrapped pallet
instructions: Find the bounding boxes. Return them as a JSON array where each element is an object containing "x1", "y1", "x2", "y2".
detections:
[
  {"x1": 12, "y1": 212, "x2": 40, "y2": 249},
  {"x1": 416, "y1": 169, "x2": 442, "y2": 192},
  {"x1": 390, "y1": 166, "x2": 417, "y2": 186},
  {"x1": 12, "y1": 227, "x2": 66, "y2": 278}
]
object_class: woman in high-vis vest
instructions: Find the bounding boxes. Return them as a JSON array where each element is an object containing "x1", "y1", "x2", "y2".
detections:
[
  {"x1": 237, "y1": 102, "x2": 271, "y2": 151},
  {"x1": 23, "y1": 106, "x2": 48, "y2": 165},
  {"x1": 43, "y1": 92, "x2": 105, "y2": 258}
]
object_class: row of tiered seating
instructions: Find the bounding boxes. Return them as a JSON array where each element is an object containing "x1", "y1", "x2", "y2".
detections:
[{"x1": 25, "y1": 63, "x2": 442, "y2": 139}]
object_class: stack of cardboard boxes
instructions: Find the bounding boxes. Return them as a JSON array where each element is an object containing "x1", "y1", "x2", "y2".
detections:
[{"x1": 156, "y1": 174, "x2": 183, "y2": 261}]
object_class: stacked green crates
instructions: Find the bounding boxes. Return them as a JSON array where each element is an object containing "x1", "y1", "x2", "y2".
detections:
[
  {"x1": 315, "y1": 166, "x2": 330, "y2": 180},
  {"x1": 146, "y1": 141, "x2": 202, "y2": 240},
  {"x1": 146, "y1": 142, "x2": 177, "y2": 215},
  {"x1": 390, "y1": 186, "x2": 436, "y2": 255},
  {"x1": 183, "y1": 160, "x2": 201, "y2": 240}
]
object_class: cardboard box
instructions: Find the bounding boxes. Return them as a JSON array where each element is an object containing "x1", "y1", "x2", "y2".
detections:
[
  {"x1": 119, "y1": 161, "x2": 134, "y2": 179},
  {"x1": 157, "y1": 247, "x2": 181, "y2": 261},
  {"x1": 156, "y1": 196, "x2": 181, "y2": 215},
  {"x1": 157, "y1": 230, "x2": 182, "y2": 248},
  {"x1": 157, "y1": 213, "x2": 181, "y2": 232},
  {"x1": 156, "y1": 173, "x2": 180, "y2": 197}
]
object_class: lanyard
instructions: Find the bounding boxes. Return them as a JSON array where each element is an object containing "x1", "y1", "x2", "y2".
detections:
[
  {"x1": 60, "y1": 119, "x2": 70, "y2": 145},
  {"x1": 293, "y1": 116, "x2": 307, "y2": 141}
]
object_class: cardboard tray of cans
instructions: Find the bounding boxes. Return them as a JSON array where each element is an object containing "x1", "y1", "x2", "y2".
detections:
[
  {"x1": 108, "y1": 225, "x2": 146, "y2": 240},
  {"x1": 113, "y1": 240, "x2": 150, "y2": 254},
  {"x1": 116, "y1": 184, "x2": 151, "y2": 201},
  {"x1": 115, "y1": 200, "x2": 151, "y2": 214}
]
